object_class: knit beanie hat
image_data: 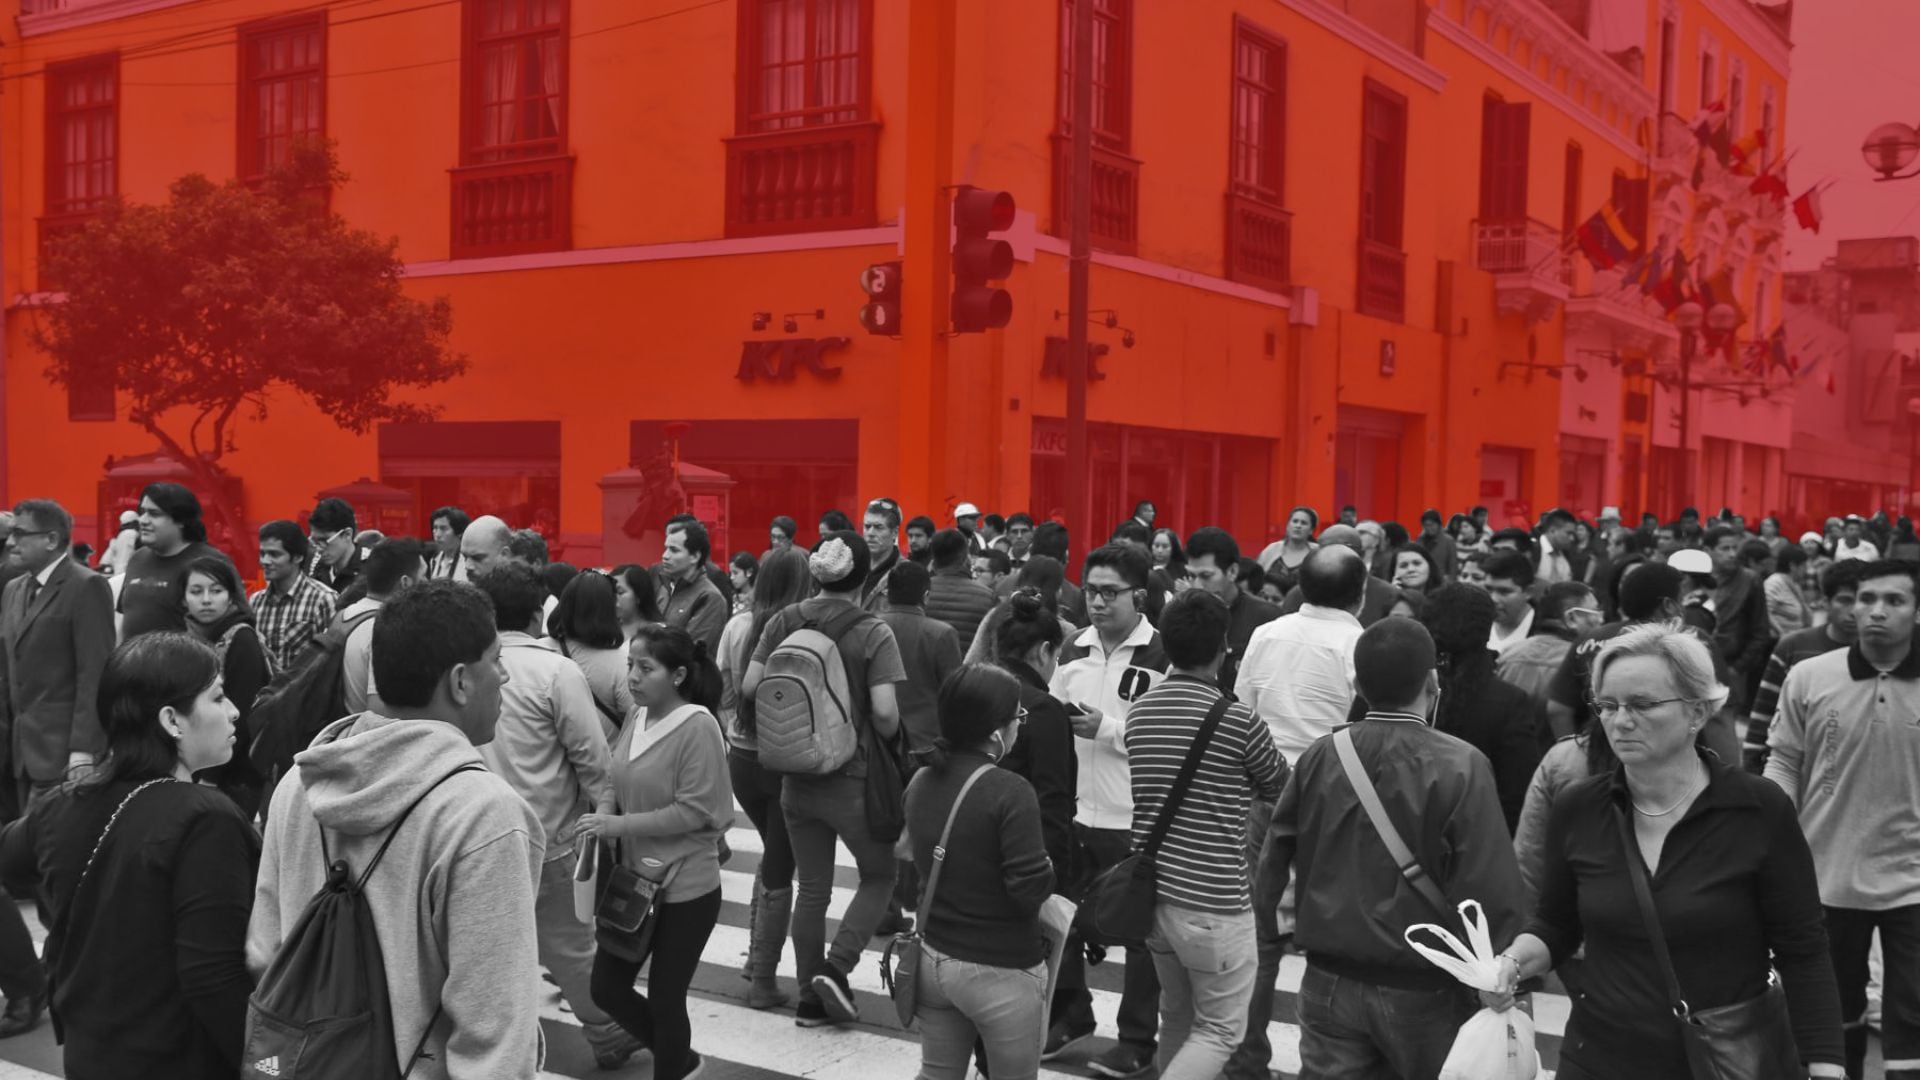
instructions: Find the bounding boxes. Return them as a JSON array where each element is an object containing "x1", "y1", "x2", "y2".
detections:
[{"x1": 809, "y1": 530, "x2": 871, "y2": 591}]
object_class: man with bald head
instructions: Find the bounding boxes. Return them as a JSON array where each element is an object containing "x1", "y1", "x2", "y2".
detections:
[
  {"x1": 1221, "y1": 543, "x2": 1372, "y2": 1079},
  {"x1": 1275, "y1": 523, "x2": 1400, "y2": 626},
  {"x1": 459, "y1": 515, "x2": 514, "y2": 581}
]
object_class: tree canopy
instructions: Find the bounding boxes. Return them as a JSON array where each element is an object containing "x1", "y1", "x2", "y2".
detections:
[{"x1": 33, "y1": 141, "x2": 466, "y2": 513}]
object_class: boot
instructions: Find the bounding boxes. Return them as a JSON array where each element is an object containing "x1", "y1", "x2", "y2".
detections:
[
  {"x1": 747, "y1": 886, "x2": 793, "y2": 1010},
  {"x1": 739, "y1": 880, "x2": 762, "y2": 982}
]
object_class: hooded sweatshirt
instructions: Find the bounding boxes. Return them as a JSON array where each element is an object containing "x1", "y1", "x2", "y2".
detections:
[{"x1": 247, "y1": 713, "x2": 546, "y2": 1079}]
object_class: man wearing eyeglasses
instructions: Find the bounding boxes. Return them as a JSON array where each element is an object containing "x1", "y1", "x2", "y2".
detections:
[
  {"x1": 306, "y1": 497, "x2": 363, "y2": 595},
  {"x1": 0, "y1": 500, "x2": 109, "y2": 1037},
  {"x1": 1496, "y1": 580, "x2": 1603, "y2": 746}
]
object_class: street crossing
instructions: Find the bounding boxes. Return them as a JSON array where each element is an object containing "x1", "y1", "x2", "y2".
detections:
[{"x1": 0, "y1": 814, "x2": 1579, "y2": 1079}]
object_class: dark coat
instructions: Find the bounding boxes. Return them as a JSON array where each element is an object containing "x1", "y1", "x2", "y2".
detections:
[
  {"x1": 997, "y1": 658, "x2": 1078, "y2": 891},
  {"x1": 0, "y1": 560, "x2": 114, "y2": 783},
  {"x1": 924, "y1": 567, "x2": 997, "y2": 649}
]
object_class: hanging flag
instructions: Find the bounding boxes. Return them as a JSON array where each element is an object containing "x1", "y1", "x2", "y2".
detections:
[
  {"x1": 1640, "y1": 242, "x2": 1667, "y2": 296},
  {"x1": 1768, "y1": 325, "x2": 1792, "y2": 373},
  {"x1": 1707, "y1": 123, "x2": 1734, "y2": 168},
  {"x1": 1751, "y1": 166, "x2": 1790, "y2": 205},
  {"x1": 1619, "y1": 244, "x2": 1656, "y2": 290},
  {"x1": 1654, "y1": 248, "x2": 1691, "y2": 312},
  {"x1": 1690, "y1": 100, "x2": 1728, "y2": 141},
  {"x1": 1575, "y1": 202, "x2": 1636, "y2": 270},
  {"x1": 1793, "y1": 185, "x2": 1825, "y2": 232},
  {"x1": 1728, "y1": 130, "x2": 1767, "y2": 176}
]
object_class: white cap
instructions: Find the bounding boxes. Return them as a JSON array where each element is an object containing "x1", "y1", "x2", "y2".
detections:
[
  {"x1": 1668, "y1": 549, "x2": 1714, "y2": 575},
  {"x1": 1799, "y1": 531, "x2": 1825, "y2": 546},
  {"x1": 953, "y1": 502, "x2": 981, "y2": 519},
  {"x1": 1600, "y1": 506, "x2": 1621, "y2": 521}
]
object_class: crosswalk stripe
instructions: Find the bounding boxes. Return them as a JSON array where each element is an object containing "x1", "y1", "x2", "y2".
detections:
[{"x1": 0, "y1": 1063, "x2": 59, "y2": 1079}]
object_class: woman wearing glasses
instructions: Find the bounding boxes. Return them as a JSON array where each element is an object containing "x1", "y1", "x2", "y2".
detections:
[
  {"x1": 1486, "y1": 624, "x2": 1844, "y2": 1078},
  {"x1": 901, "y1": 663, "x2": 1054, "y2": 1080}
]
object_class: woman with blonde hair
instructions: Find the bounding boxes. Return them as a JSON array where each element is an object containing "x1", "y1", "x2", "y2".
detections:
[{"x1": 1486, "y1": 624, "x2": 1843, "y2": 1077}]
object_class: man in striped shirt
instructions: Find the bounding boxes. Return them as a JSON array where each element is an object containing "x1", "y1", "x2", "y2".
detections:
[
  {"x1": 1743, "y1": 558, "x2": 1861, "y2": 773},
  {"x1": 1124, "y1": 591, "x2": 1286, "y2": 1080}
]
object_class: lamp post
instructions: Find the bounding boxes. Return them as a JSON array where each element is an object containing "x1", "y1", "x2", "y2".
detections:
[
  {"x1": 1672, "y1": 300, "x2": 1740, "y2": 509},
  {"x1": 1863, "y1": 121, "x2": 1920, "y2": 181}
]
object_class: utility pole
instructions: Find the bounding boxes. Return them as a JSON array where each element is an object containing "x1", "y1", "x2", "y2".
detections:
[
  {"x1": 901, "y1": 0, "x2": 956, "y2": 519},
  {"x1": 1678, "y1": 330, "x2": 1693, "y2": 514},
  {"x1": 1066, "y1": 0, "x2": 1093, "y2": 575}
]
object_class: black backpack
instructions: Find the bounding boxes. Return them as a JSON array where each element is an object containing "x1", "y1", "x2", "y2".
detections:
[
  {"x1": 248, "y1": 610, "x2": 380, "y2": 792},
  {"x1": 240, "y1": 764, "x2": 481, "y2": 1080}
]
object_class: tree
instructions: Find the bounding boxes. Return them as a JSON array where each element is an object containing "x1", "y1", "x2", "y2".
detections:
[{"x1": 33, "y1": 140, "x2": 466, "y2": 553}]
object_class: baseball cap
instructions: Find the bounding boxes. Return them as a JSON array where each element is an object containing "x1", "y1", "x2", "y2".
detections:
[
  {"x1": 1799, "y1": 531, "x2": 1825, "y2": 546},
  {"x1": 953, "y1": 502, "x2": 981, "y2": 519},
  {"x1": 1600, "y1": 506, "x2": 1621, "y2": 521}
]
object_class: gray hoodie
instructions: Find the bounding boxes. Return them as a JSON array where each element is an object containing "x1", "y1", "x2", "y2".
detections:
[{"x1": 247, "y1": 712, "x2": 547, "y2": 1079}]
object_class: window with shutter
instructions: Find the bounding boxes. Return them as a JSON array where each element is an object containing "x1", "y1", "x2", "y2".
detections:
[
  {"x1": 1358, "y1": 80, "x2": 1407, "y2": 321},
  {"x1": 1225, "y1": 18, "x2": 1289, "y2": 289},
  {"x1": 1562, "y1": 141, "x2": 1583, "y2": 238},
  {"x1": 45, "y1": 55, "x2": 117, "y2": 217},
  {"x1": 1051, "y1": 0, "x2": 1140, "y2": 253},
  {"x1": 450, "y1": 0, "x2": 572, "y2": 258},
  {"x1": 1477, "y1": 97, "x2": 1530, "y2": 223},
  {"x1": 240, "y1": 16, "x2": 325, "y2": 182}
]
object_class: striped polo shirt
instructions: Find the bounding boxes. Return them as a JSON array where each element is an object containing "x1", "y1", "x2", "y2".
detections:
[{"x1": 1123, "y1": 675, "x2": 1287, "y2": 913}]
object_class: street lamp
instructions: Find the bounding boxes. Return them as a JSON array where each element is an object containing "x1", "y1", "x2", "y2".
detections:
[{"x1": 1863, "y1": 121, "x2": 1920, "y2": 181}]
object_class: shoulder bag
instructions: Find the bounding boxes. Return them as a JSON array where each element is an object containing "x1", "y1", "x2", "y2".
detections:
[
  {"x1": 594, "y1": 850, "x2": 682, "y2": 964},
  {"x1": 1081, "y1": 695, "x2": 1232, "y2": 948},
  {"x1": 1614, "y1": 808, "x2": 1800, "y2": 1080},
  {"x1": 879, "y1": 763, "x2": 993, "y2": 1028},
  {"x1": 1332, "y1": 726, "x2": 1452, "y2": 915}
]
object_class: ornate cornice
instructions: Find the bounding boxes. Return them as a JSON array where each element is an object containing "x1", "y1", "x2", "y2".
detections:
[
  {"x1": 16, "y1": 0, "x2": 197, "y2": 38},
  {"x1": 1699, "y1": 0, "x2": 1791, "y2": 75}
]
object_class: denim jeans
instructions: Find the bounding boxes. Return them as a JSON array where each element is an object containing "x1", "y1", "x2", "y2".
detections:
[
  {"x1": 1827, "y1": 904, "x2": 1919, "y2": 1080},
  {"x1": 914, "y1": 942, "x2": 1047, "y2": 1080},
  {"x1": 728, "y1": 748, "x2": 794, "y2": 890},
  {"x1": 1055, "y1": 823, "x2": 1160, "y2": 1051},
  {"x1": 783, "y1": 773, "x2": 897, "y2": 998},
  {"x1": 1225, "y1": 796, "x2": 1284, "y2": 1080},
  {"x1": 1296, "y1": 963, "x2": 1476, "y2": 1080},
  {"x1": 535, "y1": 850, "x2": 622, "y2": 1045},
  {"x1": 1147, "y1": 903, "x2": 1258, "y2": 1080}
]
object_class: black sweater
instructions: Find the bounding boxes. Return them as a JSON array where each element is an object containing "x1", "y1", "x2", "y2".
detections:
[
  {"x1": 996, "y1": 659, "x2": 1079, "y2": 888},
  {"x1": 904, "y1": 751, "x2": 1055, "y2": 968},
  {"x1": 1527, "y1": 754, "x2": 1843, "y2": 1072},
  {"x1": 3, "y1": 777, "x2": 260, "y2": 1079}
]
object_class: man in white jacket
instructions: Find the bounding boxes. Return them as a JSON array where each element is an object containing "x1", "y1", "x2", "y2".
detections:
[{"x1": 248, "y1": 579, "x2": 546, "y2": 1079}]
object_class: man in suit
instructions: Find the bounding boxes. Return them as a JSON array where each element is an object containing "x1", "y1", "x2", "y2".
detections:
[{"x1": 0, "y1": 499, "x2": 114, "y2": 1036}]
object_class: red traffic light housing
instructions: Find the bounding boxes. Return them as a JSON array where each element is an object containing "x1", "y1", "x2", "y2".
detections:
[
  {"x1": 858, "y1": 260, "x2": 902, "y2": 335},
  {"x1": 951, "y1": 187, "x2": 1015, "y2": 333}
]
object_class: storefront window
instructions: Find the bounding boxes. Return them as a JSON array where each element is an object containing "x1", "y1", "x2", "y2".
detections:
[
  {"x1": 1029, "y1": 418, "x2": 1270, "y2": 548},
  {"x1": 630, "y1": 419, "x2": 858, "y2": 560},
  {"x1": 379, "y1": 420, "x2": 562, "y2": 549}
]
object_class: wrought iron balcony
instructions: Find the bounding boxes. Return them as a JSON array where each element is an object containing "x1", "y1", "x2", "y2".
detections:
[
  {"x1": 1356, "y1": 238, "x2": 1406, "y2": 323},
  {"x1": 1051, "y1": 135, "x2": 1141, "y2": 256},
  {"x1": 1474, "y1": 217, "x2": 1570, "y2": 323}
]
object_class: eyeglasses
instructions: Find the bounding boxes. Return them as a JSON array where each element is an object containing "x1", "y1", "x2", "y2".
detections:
[
  {"x1": 5, "y1": 528, "x2": 54, "y2": 543},
  {"x1": 1588, "y1": 696, "x2": 1691, "y2": 719},
  {"x1": 1564, "y1": 606, "x2": 1604, "y2": 621},
  {"x1": 310, "y1": 529, "x2": 345, "y2": 546},
  {"x1": 1013, "y1": 705, "x2": 1030, "y2": 726},
  {"x1": 1084, "y1": 584, "x2": 1132, "y2": 603}
]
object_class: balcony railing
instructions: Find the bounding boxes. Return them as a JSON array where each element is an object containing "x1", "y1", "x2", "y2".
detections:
[
  {"x1": 1475, "y1": 217, "x2": 1571, "y2": 323},
  {"x1": 449, "y1": 155, "x2": 573, "y2": 260},
  {"x1": 37, "y1": 209, "x2": 98, "y2": 290},
  {"x1": 1051, "y1": 135, "x2": 1141, "y2": 256},
  {"x1": 724, "y1": 121, "x2": 879, "y2": 238},
  {"x1": 1225, "y1": 193, "x2": 1292, "y2": 292},
  {"x1": 1356, "y1": 238, "x2": 1406, "y2": 322}
]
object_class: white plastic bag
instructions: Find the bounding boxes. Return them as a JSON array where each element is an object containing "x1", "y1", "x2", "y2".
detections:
[{"x1": 1405, "y1": 899, "x2": 1540, "y2": 1080}]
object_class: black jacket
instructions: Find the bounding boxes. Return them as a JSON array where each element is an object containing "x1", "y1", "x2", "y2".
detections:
[{"x1": 997, "y1": 658, "x2": 1078, "y2": 891}]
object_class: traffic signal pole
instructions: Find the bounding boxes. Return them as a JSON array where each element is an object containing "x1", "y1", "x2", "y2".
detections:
[
  {"x1": 901, "y1": 0, "x2": 956, "y2": 520},
  {"x1": 1067, "y1": 0, "x2": 1094, "y2": 576}
]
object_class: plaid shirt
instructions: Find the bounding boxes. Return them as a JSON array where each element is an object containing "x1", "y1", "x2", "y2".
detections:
[{"x1": 249, "y1": 574, "x2": 338, "y2": 672}]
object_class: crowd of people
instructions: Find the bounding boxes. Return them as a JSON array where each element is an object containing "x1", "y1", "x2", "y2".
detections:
[{"x1": 0, "y1": 483, "x2": 1909, "y2": 1080}]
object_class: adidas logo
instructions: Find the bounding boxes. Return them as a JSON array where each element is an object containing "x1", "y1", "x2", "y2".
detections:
[{"x1": 252, "y1": 1056, "x2": 282, "y2": 1077}]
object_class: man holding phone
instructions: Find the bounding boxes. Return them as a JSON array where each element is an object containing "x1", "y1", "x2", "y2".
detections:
[{"x1": 1044, "y1": 544, "x2": 1169, "y2": 1077}]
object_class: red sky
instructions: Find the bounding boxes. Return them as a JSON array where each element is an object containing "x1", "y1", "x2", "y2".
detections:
[{"x1": 1783, "y1": 0, "x2": 1920, "y2": 268}]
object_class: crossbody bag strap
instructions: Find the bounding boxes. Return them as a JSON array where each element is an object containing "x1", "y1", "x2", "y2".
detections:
[
  {"x1": 1333, "y1": 727, "x2": 1452, "y2": 916},
  {"x1": 917, "y1": 764, "x2": 995, "y2": 933},
  {"x1": 1614, "y1": 806, "x2": 1692, "y2": 1019},
  {"x1": 61, "y1": 778, "x2": 177, "y2": 937},
  {"x1": 1138, "y1": 695, "x2": 1232, "y2": 861}
]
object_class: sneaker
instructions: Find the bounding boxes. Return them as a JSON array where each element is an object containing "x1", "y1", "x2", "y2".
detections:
[
  {"x1": 677, "y1": 1050, "x2": 706, "y2": 1080},
  {"x1": 873, "y1": 912, "x2": 915, "y2": 937},
  {"x1": 794, "y1": 998, "x2": 833, "y2": 1028},
  {"x1": 590, "y1": 1030, "x2": 647, "y2": 1071},
  {"x1": 811, "y1": 966, "x2": 859, "y2": 1024},
  {"x1": 1088, "y1": 1044, "x2": 1157, "y2": 1079},
  {"x1": 1040, "y1": 1021, "x2": 1096, "y2": 1061}
]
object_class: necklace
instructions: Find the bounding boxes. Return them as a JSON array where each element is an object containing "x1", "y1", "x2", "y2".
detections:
[{"x1": 1632, "y1": 769, "x2": 1705, "y2": 817}]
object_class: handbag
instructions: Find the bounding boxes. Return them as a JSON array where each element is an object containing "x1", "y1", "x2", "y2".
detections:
[
  {"x1": 879, "y1": 763, "x2": 994, "y2": 1028},
  {"x1": 1081, "y1": 696, "x2": 1231, "y2": 948},
  {"x1": 594, "y1": 851, "x2": 681, "y2": 964},
  {"x1": 1614, "y1": 808, "x2": 1801, "y2": 1080}
]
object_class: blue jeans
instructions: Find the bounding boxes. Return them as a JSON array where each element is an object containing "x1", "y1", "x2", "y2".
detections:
[
  {"x1": 783, "y1": 773, "x2": 897, "y2": 998},
  {"x1": 1226, "y1": 796, "x2": 1284, "y2": 1080},
  {"x1": 1147, "y1": 904, "x2": 1258, "y2": 1080},
  {"x1": 914, "y1": 942, "x2": 1047, "y2": 1080},
  {"x1": 1296, "y1": 963, "x2": 1476, "y2": 1080}
]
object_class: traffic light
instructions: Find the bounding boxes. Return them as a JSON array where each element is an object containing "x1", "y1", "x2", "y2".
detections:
[
  {"x1": 858, "y1": 261, "x2": 902, "y2": 335},
  {"x1": 951, "y1": 186, "x2": 1015, "y2": 332}
]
